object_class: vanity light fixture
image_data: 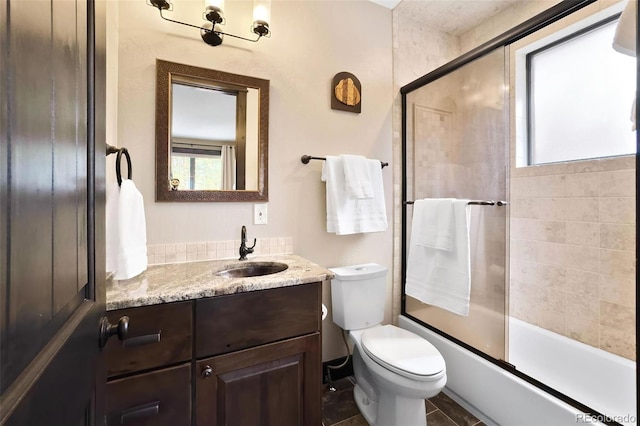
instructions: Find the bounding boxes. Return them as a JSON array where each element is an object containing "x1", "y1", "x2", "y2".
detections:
[{"x1": 148, "y1": 0, "x2": 271, "y2": 47}]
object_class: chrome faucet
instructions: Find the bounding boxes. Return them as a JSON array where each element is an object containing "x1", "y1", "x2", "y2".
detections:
[{"x1": 239, "y1": 225, "x2": 256, "y2": 261}]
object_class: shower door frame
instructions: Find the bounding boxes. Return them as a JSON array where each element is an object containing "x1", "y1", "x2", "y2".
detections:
[{"x1": 399, "y1": 0, "x2": 637, "y2": 423}]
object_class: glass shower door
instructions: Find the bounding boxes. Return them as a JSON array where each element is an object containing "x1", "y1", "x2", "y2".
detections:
[{"x1": 403, "y1": 47, "x2": 509, "y2": 361}]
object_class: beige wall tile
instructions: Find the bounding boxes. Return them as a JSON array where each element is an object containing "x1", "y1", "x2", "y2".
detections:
[
  {"x1": 537, "y1": 242, "x2": 565, "y2": 267},
  {"x1": 537, "y1": 288, "x2": 566, "y2": 335},
  {"x1": 600, "y1": 223, "x2": 635, "y2": 251},
  {"x1": 600, "y1": 249, "x2": 636, "y2": 280},
  {"x1": 600, "y1": 300, "x2": 635, "y2": 330},
  {"x1": 565, "y1": 221, "x2": 599, "y2": 247},
  {"x1": 565, "y1": 173, "x2": 599, "y2": 197},
  {"x1": 511, "y1": 258, "x2": 565, "y2": 289},
  {"x1": 565, "y1": 269, "x2": 599, "y2": 300},
  {"x1": 600, "y1": 325, "x2": 636, "y2": 361},
  {"x1": 598, "y1": 169, "x2": 635, "y2": 197},
  {"x1": 599, "y1": 197, "x2": 635, "y2": 224},
  {"x1": 561, "y1": 198, "x2": 599, "y2": 222},
  {"x1": 599, "y1": 275, "x2": 635, "y2": 308},
  {"x1": 564, "y1": 245, "x2": 599, "y2": 273},
  {"x1": 565, "y1": 317, "x2": 599, "y2": 347},
  {"x1": 510, "y1": 238, "x2": 538, "y2": 261}
]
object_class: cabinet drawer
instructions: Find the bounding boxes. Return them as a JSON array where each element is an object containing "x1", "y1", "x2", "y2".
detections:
[
  {"x1": 106, "y1": 363, "x2": 191, "y2": 426},
  {"x1": 106, "y1": 301, "x2": 192, "y2": 377},
  {"x1": 195, "y1": 282, "x2": 320, "y2": 357}
]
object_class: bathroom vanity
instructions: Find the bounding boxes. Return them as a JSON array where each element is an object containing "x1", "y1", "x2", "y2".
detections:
[{"x1": 104, "y1": 255, "x2": 332, "y2": 426}]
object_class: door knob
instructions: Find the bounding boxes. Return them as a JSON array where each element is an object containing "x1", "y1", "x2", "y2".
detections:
[{"x1": 99, "y1": 316, "x2": 129, "y2": 348}]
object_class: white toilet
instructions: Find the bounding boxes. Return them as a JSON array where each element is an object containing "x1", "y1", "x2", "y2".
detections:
[{"x1": 330, "y1": 263, "x2": 447, "y2": 426}]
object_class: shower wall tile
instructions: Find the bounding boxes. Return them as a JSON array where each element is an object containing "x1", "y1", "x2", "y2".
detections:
[
  {"x1": 600, "y1": 223, "x2": 635, "y2": 251},
  {"x1": 598, "y1": 197, "x2": 635, "y2": 224},
  {"x1": 600, "y1": 301, "x2": 635, "y2": 331},
  {"x1": 561, "y1": 198, "x2": 599, "y2": 222},
  {"x1": 599, "y1": 249, "x2": 635, "y2": 280},
  {"x1": 565, "y1": 222, "x2": 600, "y2": 247},
  {"x1": 564, "y1": 245, "x2": 599, "y2": 273},
  {"x1": 599, "y1": 275, "x2": 635, "y2": 308},
  {"x1": 598, "y1": 170, "x2": 635, "y2": 196},
  {"x1": 600, "y1": 325, "x2": 636, "y2": 360},
  {"x1": 564, "y1": 269, "x2": 599, "y2": 300},
  {"x1": 565, "y1": 316, "x2": 599, "y2": 348}
]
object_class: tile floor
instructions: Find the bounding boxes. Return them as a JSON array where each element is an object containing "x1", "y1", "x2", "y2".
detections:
[{"x1": 322, "y1": 377, "x2": 485, "y2": 426}]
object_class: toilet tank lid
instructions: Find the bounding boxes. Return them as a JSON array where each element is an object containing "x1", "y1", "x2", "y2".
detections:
[{"x1": 329, "y1": 263, "x2": 387, "y2": 281}]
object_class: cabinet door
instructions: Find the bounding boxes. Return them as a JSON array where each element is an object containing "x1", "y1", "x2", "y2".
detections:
[{"x1": 196, "y1": 333, "x2": 321, "y2": 426}]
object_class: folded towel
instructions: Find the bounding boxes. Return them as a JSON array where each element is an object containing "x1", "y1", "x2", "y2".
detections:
[
  {"x1": 322, "y1": 156, "x2": 387, "y2": 235},
  {"x1": 341, "y1": 154, "x2": 373, "y2": 199},
  {"x1": 106, "y1": 179, "x2": 148, "y2": 280},
  {"x1": 405, "y1": 199, "x2": 471, "y2": 316},
  {"x1": 412, "y1": 198, "x2": 455, "y2": 251}
]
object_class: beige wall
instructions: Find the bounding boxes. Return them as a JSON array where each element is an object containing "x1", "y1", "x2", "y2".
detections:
[
  {"x1": 115, "y1": 0, "x2": 393, "y2": 362},
  {"x1": 509, "y1": 1, "x2": 636, "y2": 361}
]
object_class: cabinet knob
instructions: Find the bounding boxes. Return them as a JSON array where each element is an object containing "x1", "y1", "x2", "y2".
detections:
[
  {"x1": 98, "y1": 315, "x2": 129, "y2": 348},
  {"x1": 202, "y1": 365, "x2": 213, "y2": 378}
]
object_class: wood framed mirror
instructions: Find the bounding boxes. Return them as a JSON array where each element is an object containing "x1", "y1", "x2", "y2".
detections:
[{"x1": 155, "y1": 59, "x2": 269, "y2": 202}]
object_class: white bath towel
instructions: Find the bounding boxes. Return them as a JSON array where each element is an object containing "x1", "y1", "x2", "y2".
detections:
[
  {"x1": 106, "y1": 179, "x2": 148, "y2": 280},
  {"x1": 341, "y1": 154, "x2": 373, "y2": 199},
  {"x1": 405, "y1": 199, "x2": 471, "y2": 316},
  {"x1": 322, "y1": 156, "x2": 387, "y2": 235},
  {"x1": 411, "y1": 198, "x2": 455, "y2": 251}
]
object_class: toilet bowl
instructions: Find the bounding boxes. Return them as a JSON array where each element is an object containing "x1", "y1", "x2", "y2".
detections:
[{"x1": 330, "y1": 264, "x2": 447, "y2": 426}]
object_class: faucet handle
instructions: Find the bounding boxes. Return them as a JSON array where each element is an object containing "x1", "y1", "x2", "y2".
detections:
[{"x1": 247, "y1": 238, "x2": 256, "y2": 250}]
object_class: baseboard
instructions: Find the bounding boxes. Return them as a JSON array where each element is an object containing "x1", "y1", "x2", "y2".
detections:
[{"x1": 322, "y1": 356, "x2": 354, "y2": 384}]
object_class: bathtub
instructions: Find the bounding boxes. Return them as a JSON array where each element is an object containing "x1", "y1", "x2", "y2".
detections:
[
  {"x1": 399, "y1": 315, "x2": 637, "y2": 426},
  {"x1": 509, "y1": 317, "x2": 636, "y2": 426}
]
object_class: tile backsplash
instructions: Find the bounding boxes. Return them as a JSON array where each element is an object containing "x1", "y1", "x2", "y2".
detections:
[{"x1": 147, "y1": 237, "x2": 294, "y2": 265}]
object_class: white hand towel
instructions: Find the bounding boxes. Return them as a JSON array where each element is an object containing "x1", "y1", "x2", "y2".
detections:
[
  {"x1": 105, "y1": 181, "x2": 120, "y2": 274},
  {"x1": 322, "y1": 156, "x2": 387, "y2": 235},
  {"x1": 412, "y1": 198, "x2": 455, "y2": 251},
  {"x1": 341, "y1": 154, "x2": 373, "y2": 199},
  {"x1": 113, "y1": 179, "x2": 147, "y2": 280},
  {"x1": 405, "y1": 199, "x2": 471, "y2": 316}
]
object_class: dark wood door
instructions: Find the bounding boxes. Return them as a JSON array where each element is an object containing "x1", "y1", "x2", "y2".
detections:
[
  {"x1": 195, "y1": 333, "x2": 322, "y2": 426},
  {"x1": 0, "y1": 0, "x2": 107, "y2": 424}
]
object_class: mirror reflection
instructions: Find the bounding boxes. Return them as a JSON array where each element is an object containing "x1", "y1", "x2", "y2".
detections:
[
  {"x1": 170, "y1": 80, "x2": 259, "y2": 191},
  {"x1": 155, "y1": 60, "x2": 269, "y2": 202}
]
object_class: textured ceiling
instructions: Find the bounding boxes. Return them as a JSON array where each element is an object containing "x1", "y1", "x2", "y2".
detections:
[{"x1": 393, "y1": 0, "x2": 521, "y2": 35}]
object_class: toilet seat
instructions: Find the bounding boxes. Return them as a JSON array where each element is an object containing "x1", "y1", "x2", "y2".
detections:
[{"x1": 361, "y1": 325, "x2": 445, "y2": 381}]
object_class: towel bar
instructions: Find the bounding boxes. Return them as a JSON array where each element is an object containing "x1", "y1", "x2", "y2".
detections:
[
  {"x1": 404, "y1": 200, "x2": 507, "y2": 206},
  {"x1": 301, "y1": 155, "x2": 389, "y2": 168}
]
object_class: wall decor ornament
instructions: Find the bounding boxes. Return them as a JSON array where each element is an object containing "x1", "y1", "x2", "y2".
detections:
[{"x1": 331, "y1": 72, "x2": 361, "y2": 113}]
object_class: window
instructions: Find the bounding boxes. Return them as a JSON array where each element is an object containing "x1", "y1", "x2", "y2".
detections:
[{"x1": 526, "y1": 16, "x2": 636, "y2": 165}]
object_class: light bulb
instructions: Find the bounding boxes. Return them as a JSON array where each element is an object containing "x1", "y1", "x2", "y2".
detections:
[
  {"x1": 252, "y1": 0, "x2": 270, "y2": 24},
  {"x1": 204, "y1": 0, "x2": 224, "y2": 12}
]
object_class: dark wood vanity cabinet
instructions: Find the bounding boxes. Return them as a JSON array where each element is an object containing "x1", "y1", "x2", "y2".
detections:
[{"x1": 104, "y1": 282, "x2": 322, "y2": 426}]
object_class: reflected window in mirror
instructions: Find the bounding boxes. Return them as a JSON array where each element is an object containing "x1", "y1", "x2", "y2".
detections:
[{"x1": 156, "y1": 60, "x2": 269, "y2": 202}]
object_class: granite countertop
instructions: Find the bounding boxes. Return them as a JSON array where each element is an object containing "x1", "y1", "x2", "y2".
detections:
[{"x1": 106, "y1": 254, "x2": 334, "y2": 311}]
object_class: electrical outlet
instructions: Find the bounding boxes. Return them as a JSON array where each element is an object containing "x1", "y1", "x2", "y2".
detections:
[{"x1": 254, "y1": 203, "x2": 268, "y2": 225}]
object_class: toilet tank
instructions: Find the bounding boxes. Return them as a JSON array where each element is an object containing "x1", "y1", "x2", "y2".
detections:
[{"x1": 330, "y1": 263, "x2": 388, "y2": 330}]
